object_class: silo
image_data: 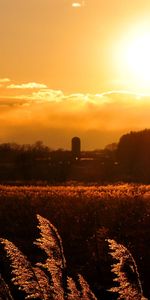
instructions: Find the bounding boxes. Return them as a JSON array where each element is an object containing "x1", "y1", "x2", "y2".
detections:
[{"x1": 71, "y1": 137, "x2": 81, "y2": 159}]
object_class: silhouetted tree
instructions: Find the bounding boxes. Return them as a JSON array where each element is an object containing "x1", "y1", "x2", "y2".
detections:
[{"x1": 117, "y1": 129, "x2": 150, "y2": 183}]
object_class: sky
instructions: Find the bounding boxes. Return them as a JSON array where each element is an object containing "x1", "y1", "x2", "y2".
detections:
[{"x1": 1, "y1": 0, "x2": 150, "y2": 150}]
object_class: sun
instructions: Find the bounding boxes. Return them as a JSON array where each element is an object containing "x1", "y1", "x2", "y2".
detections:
[
  {"x1": 126, "y1": 33, "x2": 150, "y2": 83},
  {"x1": 115, "y1": 25, "x2": 150, "y2": 92}
]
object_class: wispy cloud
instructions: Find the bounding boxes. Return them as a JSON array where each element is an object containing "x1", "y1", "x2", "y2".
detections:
[
  {"x1": 20, "y1": 89, "x2": 64, "y2": 102},
  {"x1": 72, "y1": 1, "x2": 85, "y2": 8},
  {"x1": 0, "y1": 78, "x2": 11, "y2": 83},
  {"x1": 7, "y1": 82, "x2": 48, "y2": 89},
  {"x1": 0, "y1": 78, "x2": 11, "y2": 85}
]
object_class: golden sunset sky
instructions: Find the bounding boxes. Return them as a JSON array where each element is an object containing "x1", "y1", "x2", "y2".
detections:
[{"x1": 1, "y1": 0, "x2": 150, "y2": 149}]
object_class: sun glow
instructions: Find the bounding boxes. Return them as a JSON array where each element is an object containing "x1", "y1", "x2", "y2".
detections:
[
  {"x1": 126, "y1": 33, "x2": 150, "y2": 81},
  {"x1": 116, "y1": 25, "x2": 150, "y2": 93}
]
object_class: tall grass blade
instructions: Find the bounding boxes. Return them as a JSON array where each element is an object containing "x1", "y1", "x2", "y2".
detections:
[
  {"x1": 107, "y1": 239, "x2": 147, "y2": 300},
  {"x1": 66, "y1": 276, "x2": 81, "y2": 299},
  {"x1": 0, "y1": 274, "x2": 14, "y2": 300},
  {"x1": 33, "y1": 267, "x2": 53, "y2": 300},
  {"x1": 78, "y1": 274, "x2": 97, "y2": 300},
  {"x1": 35, "y1": 215, "x2": 66, "y2": 300},
  {"x1": 0, "y1": 239, "x2": 44, "y2": 299}
]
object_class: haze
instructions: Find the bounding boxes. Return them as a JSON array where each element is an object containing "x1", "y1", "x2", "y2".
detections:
[{"x1": 1, "y1": 0, "x2": 150, "y2": 149}]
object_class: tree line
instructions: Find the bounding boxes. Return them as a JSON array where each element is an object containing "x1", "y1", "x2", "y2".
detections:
[{"x1": 0, "y1": 129, "x2": 150, "y2": 183}]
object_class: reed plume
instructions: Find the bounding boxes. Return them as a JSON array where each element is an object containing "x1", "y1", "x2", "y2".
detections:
[
  {"x1": 78, "y1": 274, "x2": 97, "y2": 300},
  {"x1": 66, "y1": 276, "x2": 81, "y2": 299},
  {"x1": 0, "y1": 239, "x2": 45, "y2": 299},
  {"x1": 0, "y1": 215, "x2": 102, "y2": 300},
  {"x1": 34, "y1": 214, "x2": 66, "y2": 300},
  {"x1": 107, "y1": 239, "x2": 147, "y2": 300}
]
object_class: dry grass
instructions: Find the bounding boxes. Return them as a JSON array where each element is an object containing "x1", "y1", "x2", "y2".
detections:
[{"x1": 0, "y1": 215, "x2": 98, "y2": 300}]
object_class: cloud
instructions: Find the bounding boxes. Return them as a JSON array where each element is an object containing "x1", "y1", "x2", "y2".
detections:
[
  {"x1": 72, "y1": 2, "x2": 81, "y2": 8},
  {"x1": 14, "y1": 90, "x2": 110, "y2": 105},
  {"x1": 19, "y1": 89, "x2": 64, "y2": 102},
  {"x1": 0, "y1": 78, "x2": 11, "y2": 83},
  {"x1": 7, "y1": 82, "x2": 48, "y2": 89},
  {"x1": 72, "y1": 1, "x2": 85, "y2": 8},
  {"x1": 0, "y1": 88, "x2": 150, "y2": 149}
]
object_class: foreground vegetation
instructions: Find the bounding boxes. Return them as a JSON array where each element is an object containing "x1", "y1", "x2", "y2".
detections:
[
  {"x1": 0, "y1": 184, "x2": 150, "y2": 299},
  {"x1": 0, "y1": 215, "x2": 148, "y2": 299}
]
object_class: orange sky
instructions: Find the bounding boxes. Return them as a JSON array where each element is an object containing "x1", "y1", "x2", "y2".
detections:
[{"x1": 1, "y1": 0, "x2": 150, "y2": 149}]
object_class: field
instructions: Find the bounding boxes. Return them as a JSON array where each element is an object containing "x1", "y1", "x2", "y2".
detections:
[{"x1": 0, "y1": 184, "x2": 150, "y2": 299}]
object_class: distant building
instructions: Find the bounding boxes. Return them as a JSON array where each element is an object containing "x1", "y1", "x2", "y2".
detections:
[{"x1": 71, "y1": 137, "x2": 81, "y2": 160}]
